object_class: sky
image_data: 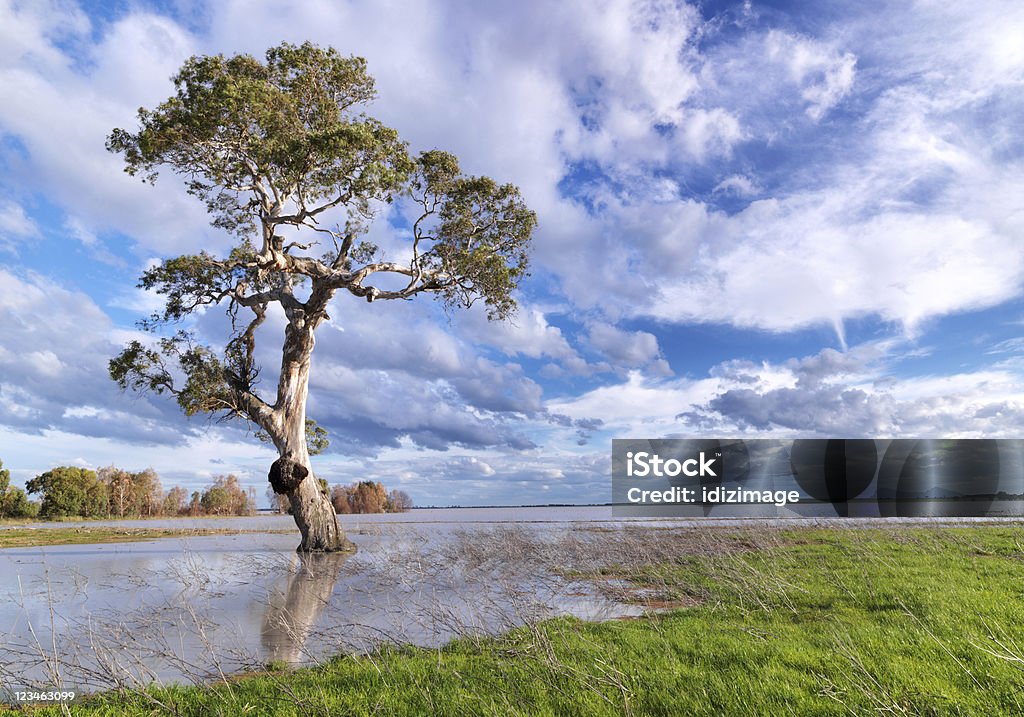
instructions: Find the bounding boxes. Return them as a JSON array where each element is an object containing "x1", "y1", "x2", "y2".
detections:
[{"x1": 1, "y1": 0, "x2": 1023, "y2": 507}]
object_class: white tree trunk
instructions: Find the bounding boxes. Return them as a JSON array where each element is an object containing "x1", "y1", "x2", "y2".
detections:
[{"x1": 267, "y1": 314, "x2": 352, "y2": 553}]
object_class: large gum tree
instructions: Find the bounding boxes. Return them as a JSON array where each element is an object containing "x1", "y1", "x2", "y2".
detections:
[{"x1": 107, "y1": 42, "x2": 536, "y2": 552}]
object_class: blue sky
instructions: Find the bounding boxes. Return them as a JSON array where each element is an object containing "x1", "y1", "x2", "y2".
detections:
[{"x1": 1, "y1": 0, "x2": 1023, "y2": 506}]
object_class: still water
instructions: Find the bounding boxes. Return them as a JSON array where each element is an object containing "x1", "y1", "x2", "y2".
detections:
[{"x1": 0, "y1": 508, "x2": 652, "y2": 696}]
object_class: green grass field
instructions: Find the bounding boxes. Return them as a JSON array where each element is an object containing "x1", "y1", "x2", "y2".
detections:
[
  {"x1": 0, "y1": 526, "x2": 294, "y2": 549},
  {"x1": 15, "y1": 525, "x2": 1024, "y2": 716}
]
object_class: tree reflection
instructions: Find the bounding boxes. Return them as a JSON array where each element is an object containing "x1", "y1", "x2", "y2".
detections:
[{"x1": 260, "y1": 551, "x2": 350, "y2": 664}]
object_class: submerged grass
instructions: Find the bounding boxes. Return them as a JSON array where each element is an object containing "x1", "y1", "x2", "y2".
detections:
[
  {"x1": 17, "y1": 525, "x2": 1024, "y2": 716},
  {"x1": 0, "y1": 527, "x2": 294, "y2": 549}
]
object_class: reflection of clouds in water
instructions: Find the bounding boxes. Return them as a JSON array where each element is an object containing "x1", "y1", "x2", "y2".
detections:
[{"x1": 0, "y1": 526, "x2": 639, "y2": 695}]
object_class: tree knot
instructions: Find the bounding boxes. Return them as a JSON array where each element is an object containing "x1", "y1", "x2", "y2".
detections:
[{"x1": 269, "y1": 455, "x2": 309, "y2": 494}]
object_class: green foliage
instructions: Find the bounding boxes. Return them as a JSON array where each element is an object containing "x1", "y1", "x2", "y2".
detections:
[
  {"x1": 106, "y1": 41, "x2": 537, "y2": 463},
  {"x1": 412, "y1": 151, "x2": 535, "y2": 320},
  {"x1": 306, "y1": 419, "x2": 329, "y2": 455},
  {"x1": 26, "y1": 466, "x2": 108, "y2": 519},
  {"x1": 200, "y1": 474, "x2": 252, "y2": 516},
  {"x1": 1, "y1": 488, "x2": 38, "y2": 519},
  {"x1": 107, "y1": 43, "x2": 412, "y2": 237},
  {"x1": 0, "y1": 459, "x2": 38, "y2": 519},
  {"x1": 109, "y1": 332, "x2": 235, "y2": 417}
]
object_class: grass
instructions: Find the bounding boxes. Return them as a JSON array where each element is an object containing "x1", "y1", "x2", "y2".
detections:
[
  {"x1": 0, "y1": 514, "x2": 282, "y2": 526},
  {"x1": 14, "y1": 525, "x2": 1024, "y2": 716},
  {"x1": 0, "y1": 526, "x2": 295, "y2": 549}
]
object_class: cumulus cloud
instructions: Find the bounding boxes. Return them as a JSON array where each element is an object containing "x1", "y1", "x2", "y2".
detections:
[
  {"x1": 455, "y1": 302, "x2": 591, "y2": 372},
  {"x1": 0, "y1": 268, "x2": 196, "y2": 445},
  {"x1": 0, "y1": 3, "x2": 220, "y2": 255},
  {"x1": 649, "y1": 199, "x2": 1024, "y2": 334},
  {"x1": 685, "y1": 358, "x2": 1024, "y2": 439},
  {"x1": 586, "y1": 322, "x2": 671, "y2": 375},
  {"x1": 551, "y1": 340, "x2": 1024, "y2": 440},
  {"x1": 539, "y1": 3, "x2": 1023, "y2": 339}
]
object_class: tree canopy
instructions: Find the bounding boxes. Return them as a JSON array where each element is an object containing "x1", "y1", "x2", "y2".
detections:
[
  {"x1": 26, "y1": 466, "x2": 108, "y2": 518},
  {"x1": 108, "y1": 41, "x2": 536, "y2": 429}
]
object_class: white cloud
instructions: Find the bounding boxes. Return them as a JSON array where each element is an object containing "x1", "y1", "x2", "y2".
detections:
[
  {"x1": 456, "y1": 303, "x2": 582, "y2": 364},
  {"x1": 713, "y1": 174, "x2": 760, "y2": 196},
  {"x1": 586, "y1": 322, "x2": 671, "y2": 375},
  {"x1": 0, "y1": 4, "x2": 218, "y2": 255},
  {"x1": 552, "y1": 340, "x2": 1024, "y2": 440},
  {"x1": 0, "y1": 200, "x2": 38, "y2": 251},
  {"x1": 765, "y1": 30, "x2": 856, "y2": 120},
  {"x1": 0, "y1": 0, "x2": 89, "y2": 73},
  {"x1": 648, "y1": 202, "x2": 1023, "y2": 333}
]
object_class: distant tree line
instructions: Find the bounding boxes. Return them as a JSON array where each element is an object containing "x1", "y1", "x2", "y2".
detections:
[
  {"x1": 0, "y1": 459, "x2": 257, "y2": 520},
  {"x1": 269, "y1": 480, "x2": 413, "y2": 515}
]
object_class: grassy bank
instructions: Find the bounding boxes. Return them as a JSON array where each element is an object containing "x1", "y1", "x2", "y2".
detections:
[
  {"x1": 0, "y1": 526, "x2": 294, "y2": 549},
  {"x1": 17, "y1": 525, "x2": 1024, "y2": 716},
  {"x1": 0, "y1": 514, "x2": 281, "y2": 526}
]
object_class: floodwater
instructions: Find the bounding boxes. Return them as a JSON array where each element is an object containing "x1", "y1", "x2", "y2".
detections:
[
  {"x1": 2, "y1": 506, "x2": 1023, "y2": 699},
  {"x1": 5, "y1": 501, "x2": 1023, "y2": 533},
  {"x1": 0, "y1": 508, "x2": 652, "y2": 697}
]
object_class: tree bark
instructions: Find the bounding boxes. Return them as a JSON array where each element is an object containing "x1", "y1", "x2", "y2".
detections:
[
  {"x1": 286, "y1": 458, "x2": 350, "y2": 553},
  {"x1": 266, "y1": 295, "x2": 353, "y2": 553}
]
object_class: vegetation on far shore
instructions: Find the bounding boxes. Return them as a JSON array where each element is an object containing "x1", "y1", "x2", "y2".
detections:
[
  {"x1": 17, "y1": 525, "x2": 1024, "y2": 716},
  {"x1": 0, "y1": 526, "x2": 296, "y2": 550},
  {"x1": 269, "y1": 480, "x2": 413, "y2": 516},
  {"x1": 0, "y1": 459, "x2": 413, "y2": 522}
]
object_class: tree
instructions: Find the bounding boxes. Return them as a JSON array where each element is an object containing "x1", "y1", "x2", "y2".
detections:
[
  {"x1": 99, "y1": 466, "x2": 135, "y2": 517},
  {"x1": 131, "y1": 468, "x2": 163, "y2": 517},
  {"x1": 98, "y1": 466, "x2": 164, "y2": 517},
  {"x1": 267, "y1": 485, "x2": 292, "y2": 514},
  {"x1": 352, "y1": 481, "x2": 388, "y2": 514},
  {"x1": 164, "y1": 485, "x2": 188, "y2": 515},
  {"x1": 386, "y1": 488, "x2": 413, "y2": 513},
  {"x1": 26, "y1": 466, "x2": 108, "y2": 519},
  {"x1": 330, "y1": 484, "x2": 351, "y2": 514},
  {"x1": 200, "y1": 484, "x2": 230, "y2": 515},
  {"x1": 188, "y1": 491, "x2": 202, "y2": 516},
  {"x1": 201, "y1": 474, "x2": 251, "y2": 515},
  {"x1": 332, "y1": 480, "x2": 388, "y2": 514},
  {"x1": 0, "y1": 460, "x2": 38, "y2": 519},
  {"x1": 107, "y1": 42, "x2": 536, "y2": 552}
]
